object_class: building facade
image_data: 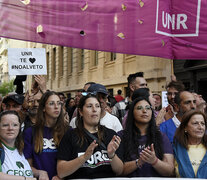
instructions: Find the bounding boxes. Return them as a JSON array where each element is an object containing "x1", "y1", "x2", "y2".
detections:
[
  {"x1": 30, "y1": 43, "x2": 172, "y2": 97},
  {"x1": 1, "y1": 39, "x2": 172, "y2": 97}
]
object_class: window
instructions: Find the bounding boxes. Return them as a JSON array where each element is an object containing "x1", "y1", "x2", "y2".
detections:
[
  {"x1": 46, "y1": 52, "x2": 49, "y2": 80},
  {"x1": 52, "y1": 47, "x2": 56, "y2": 79},
  {"x1": 90, "y1": 50, "x2": 98, "y2": 67},
  {"x1": 67, "y1": 48, "x2": 73, "y2": 74},
  {"x1": 105, "y1": 52, "x2": 116, "y2": 62},
  {"x1": 59, "y1": 46, "x2": 64, "y2": 77},
  {"x1": 110, "y1": 53, "x2": 116, "y2": 61},
  {"x1": 78, "y1": 49, "x2": 84, "y2": 71}
]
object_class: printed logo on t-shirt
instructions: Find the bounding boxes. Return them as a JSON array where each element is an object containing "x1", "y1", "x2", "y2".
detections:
[
  {"x1": 16, "y1": 161, "x2": 24, "y2": 169},
  {"x1": 78, "y1": 150, "x2": 111, "y2": 168},
  {"x1": 7, "y1": 161, "x2": 33, "y2": 176},
  {"x1": 43, "y1": 138, "x2": 57, "y2": 152},
  {"x1": 138, "y1": 145, "x2": 146, "y2": 151}
]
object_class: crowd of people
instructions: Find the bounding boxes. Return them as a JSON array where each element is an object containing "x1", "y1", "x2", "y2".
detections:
[{"x1": 0, "y1": 72, "x2": 207, "y2": 179}]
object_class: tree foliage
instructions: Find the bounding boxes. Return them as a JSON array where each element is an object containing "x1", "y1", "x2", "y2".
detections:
[{"x1": 0, "y1": 80, "x2": 15, "y2": 96}]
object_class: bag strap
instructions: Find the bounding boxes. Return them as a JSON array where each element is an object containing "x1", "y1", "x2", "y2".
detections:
[
  {"x1": 84, "y1": 129, "x2": 106, "y2": 150},
  {"x1": 0, "y1": 147, "x2": 5, "y2": 165}
]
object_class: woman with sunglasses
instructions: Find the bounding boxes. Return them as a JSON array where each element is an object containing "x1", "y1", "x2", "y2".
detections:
[
  {"x1": 23, "y1": 91, "x2": 69, "y2": 180},
  {"x1": 57, "y1": 94, "x2": 123, "y2": 179},
  {"x1": 120, "y1": 97, "x2": 174, "y2": 177},
  {"x1": 0, "y1": 110, "x2": 36, "y2": 180}
]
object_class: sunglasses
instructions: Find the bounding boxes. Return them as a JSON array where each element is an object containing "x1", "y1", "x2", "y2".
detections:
[{"x1": 81, "y1": 92, "x2": 97, "y2": 96}]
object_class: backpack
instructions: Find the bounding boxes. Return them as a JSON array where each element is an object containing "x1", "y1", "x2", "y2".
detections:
[{"x1": 0, "y1": 147, "x2": 5, "y2": 165}]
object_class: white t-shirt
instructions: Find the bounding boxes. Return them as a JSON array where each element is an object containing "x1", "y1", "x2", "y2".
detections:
[
  {"x1": 70, "y1": 112, "x2": 123, "y2": 132},
  {"x1": 0, "y1": 144, "x2": 33, "y2": 177}
]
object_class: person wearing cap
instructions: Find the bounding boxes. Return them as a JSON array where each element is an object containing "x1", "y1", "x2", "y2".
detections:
[
  {"x1": 70, "y1": 83, "x2": 123, "y2": 132},
  {"x1": 2, "y1": 94, "x2": 24, "y2": 113}
]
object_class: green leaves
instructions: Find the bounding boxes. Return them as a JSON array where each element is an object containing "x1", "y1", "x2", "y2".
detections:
[{"x1": 0, "y1": 79, "x2": 15, "y2": 96}]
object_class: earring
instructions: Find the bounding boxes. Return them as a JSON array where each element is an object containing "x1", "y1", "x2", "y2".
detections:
[{"x1": 184, "y1": 130, "x2": 187, "y2": 133}]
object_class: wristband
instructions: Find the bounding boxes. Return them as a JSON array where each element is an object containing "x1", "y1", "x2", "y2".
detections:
[
  {"x1": 108, "y1": 153, "x2": 115, "y2": 159},
  {"x1": 151, "y1": 157, "x2": 158, "y2": 166},
  {"x1": 135, "y1": 159, "x2": 141, "y2": 168}
]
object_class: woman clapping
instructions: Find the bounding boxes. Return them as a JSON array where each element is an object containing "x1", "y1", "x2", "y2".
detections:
[
  {"x1": 121, "y1": 97, "x2": 174, "y2": 177},
  {"x1": 57, "y1": 94, "x2": 123, "y2": 179}
]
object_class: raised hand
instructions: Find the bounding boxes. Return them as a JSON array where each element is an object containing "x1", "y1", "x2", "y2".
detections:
[
  {"x1": 83, "y1": 140, "x2": 98, "y2": 160},
  {"x1": 156, "y1": 107, "x2": 166, "y2": 126},
  {"x1": 34, "y1": 75, "x2": 47, "y2": 93},
  {"x1": 139, "y1": 144, "x2": 157, "y2": 165},
  {"x1": 107, "y1": 135, "x2": 121, "y2": 159}
]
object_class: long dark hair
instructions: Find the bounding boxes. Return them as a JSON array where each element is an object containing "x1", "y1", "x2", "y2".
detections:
[
  {"x1": 34, "y1": 91, "x2": 68, "y2": 153},
  {"x1": 0, "y1": 110, "x2": 24, "y2": 155},
  {"x1": 174, "y1": 110, "x2": 207, "y2": 149},
  {"x1": 75, "y1": 94, "x2": 104, "y2": 146},
  {"x1": 123, "y1": 97, "x2": 164, "y2": 161}
]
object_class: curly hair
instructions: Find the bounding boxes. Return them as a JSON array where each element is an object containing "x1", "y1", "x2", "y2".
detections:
[{"x1": 123, "y1": 97, "x2": 164, "y2": 161}]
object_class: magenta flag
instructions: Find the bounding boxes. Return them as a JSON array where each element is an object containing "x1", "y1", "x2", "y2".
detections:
[{"x1": 0, "y1": 0, "x2": 206, "y2": 59}]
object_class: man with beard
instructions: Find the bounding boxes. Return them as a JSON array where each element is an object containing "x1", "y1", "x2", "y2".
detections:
[
  {"x1": 23, "y1": 90, "x2": 43, "y2": 130},
  {"x1": 165, "y1": 80, "x2": 185, "y2": 120},
  {"x1": 160, "y1": 91, "x2": 196, "y2": 143},
  {"x1": 112, "y1": 72, "x2": 147, "y2": 123}
]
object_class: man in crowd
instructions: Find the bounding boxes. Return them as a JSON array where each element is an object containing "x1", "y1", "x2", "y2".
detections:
[
  {"x1": 71, "y1": 89, "x2": 84, "y2": 119},
  {"x1": 160, "y1": 91, "x2": 196, "y2": 143},
  {"x1": 165, "y1": 80, "x2": 185, "y2": 120},
  {"x1": 2, "y1": 93, "x2": 25, "y2": 126},
  {"x1": 58, "y1": 92, "x2": 66, "y2": 105},
  {"x1": 112, "y1": 72, "x2": 147, "y2": 123},
  {"x1": 70, "y1": 83, "x2": 123, "y2": 132},
  {"x1": 2, "y1": 93, "x2": 24, "y2": 112},
  {"x1": 153, "y1": 93, "x2": 162, "y2": 111},
  {"x1": 23, "y1": 75, "x2": 46, "y2": 129},
  {"x1": 23, "y1": 90, "x2": 43, "y2": 130},
  {"x1": 192, "y1": 92, "x2": 206, "y2": 113},
  {"x1": 114, "y1": 89, "x2": 124, "y2": 102}
]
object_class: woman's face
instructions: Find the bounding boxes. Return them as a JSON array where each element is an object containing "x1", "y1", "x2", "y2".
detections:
[
  {"x1": 80, "y1": 97, "x2": 101, "y2": 129},
  {"x1": 0, "y1": 114, "x2": 20, "y2": 146},
  {"x1": 69, "y1": 99, "x2": 75, "y2": 107},
  {"x1": 185, "y1": 114, "x2": 206, "y2": 144},
  {"x1": 44, "y1": 95, "x2": 62, "y2": 120},
  {"x1": 133, "y1": 100, "x2": 152, "y2": 125}
]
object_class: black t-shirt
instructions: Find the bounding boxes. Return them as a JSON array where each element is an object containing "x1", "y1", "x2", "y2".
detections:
[{"x1": 57, "y1": 126, "x2": 123, "y2": 179}]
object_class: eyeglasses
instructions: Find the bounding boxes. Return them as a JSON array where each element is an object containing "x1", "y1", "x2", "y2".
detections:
[
  {"x1": 46, "y1": 101, "x2": 62, "y2": 107},
  {"x1": 136, "y1": 105, "x2": 152, "y2": 111}
]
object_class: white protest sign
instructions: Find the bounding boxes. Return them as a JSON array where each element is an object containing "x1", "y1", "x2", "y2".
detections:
[
  {"x1": 162, "y1": 91, "x2": 169, "y2": 108},
  {"x1": 8, "y1": 48, "x2": 47, "y2": 75}
]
